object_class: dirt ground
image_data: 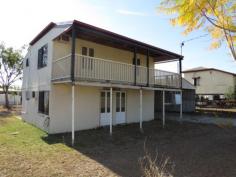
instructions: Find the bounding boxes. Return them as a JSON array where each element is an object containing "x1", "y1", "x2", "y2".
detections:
[
  {"x1": 69, "y1": 121, "x2": 236, "y2": 177},
  {"x1": 0, "y1": 105, "x2": 21, "y2": 116},
  {"x1": 1, "y1": 115, "x2": 236, "y2": 177}
]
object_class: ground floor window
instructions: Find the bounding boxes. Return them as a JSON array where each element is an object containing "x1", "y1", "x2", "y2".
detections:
[
  {"x1": 25, "y1": 91, "x2": 31, "y2": 100},
  {"x1": 38, "y1": 91, "x2": 49, "y2": 115}
]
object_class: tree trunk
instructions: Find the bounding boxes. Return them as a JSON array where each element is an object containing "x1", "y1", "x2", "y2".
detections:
[{"x1": 4, "y1": 87, "x2": 10, "y2": 110}]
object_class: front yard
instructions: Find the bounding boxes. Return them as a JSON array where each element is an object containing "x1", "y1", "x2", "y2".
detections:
[{"x1": 1, "y1": 115, "x2": 236, "y2": 177}]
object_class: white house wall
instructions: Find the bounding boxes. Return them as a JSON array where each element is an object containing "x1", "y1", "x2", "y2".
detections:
[{"x1": 22, "y1": 25, "x2": 70, "y2": 131}]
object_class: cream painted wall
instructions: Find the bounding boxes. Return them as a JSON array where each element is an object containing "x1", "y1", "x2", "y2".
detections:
[
  {"x1": 49, "y1": 84, "x2": 154, "y2": 134},
  {"x1": 126, "y1": 89, "x2": 154, "y2": 123},
  {"x1": 53, "y1": 38, "x2": 155, "y2": 68},
  {"x1": 184, "y1": 70, "x2": 235, "y2": 94}
]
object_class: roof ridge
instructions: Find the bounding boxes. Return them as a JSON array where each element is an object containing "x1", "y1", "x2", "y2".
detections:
[{"x1": 183, "y1": 67, "x2": 236, "y2": 76}]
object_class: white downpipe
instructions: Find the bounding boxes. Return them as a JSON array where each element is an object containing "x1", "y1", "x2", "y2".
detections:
[
  {"x1": 140, "y1": 89, "x2": 143, "y2": 130},
  {"x1": 110, "y1": 87, "x2": 113, "y2": 135},
  {"x1": 180, "y1": 91, "x2": 183, "y2": 122},
  {"x1": 162, "y1": 90, "x2": 165, "y2": 128},
  {"x1": 72, "y1": 84, "x2": 75, "y2": 146}
]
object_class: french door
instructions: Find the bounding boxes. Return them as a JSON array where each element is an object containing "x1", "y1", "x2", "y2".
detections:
[
  {"x1": 100, "y1": 91, "x2": 111, "y2": 126},
  {"x1": 115, "y1": 92, "x2": 126, "y2": 124}
]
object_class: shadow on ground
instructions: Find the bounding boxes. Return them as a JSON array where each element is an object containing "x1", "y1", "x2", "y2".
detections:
[{"x1": 42, "y1": 120, "x2": 236, "y2": 177}]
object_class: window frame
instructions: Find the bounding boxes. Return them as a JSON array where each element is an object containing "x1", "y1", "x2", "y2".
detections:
[
  {"x1": 38, "y1": 91, "x2": 49, "y2": 115},
  {"x1": 37, "y1": 44, "x2": 48, "y2": 69},
  {"x1": 193, "y1": 77, "x2": 200, "y2": 86},
  {"x1": 25, "y1": 91, "x2": 31, "y2": 101},
  {"x1": 26, "y1": 58, "x2": 29, "y2": 67},
  {"x1": 81, "y1": 47, "x2": 94, "y2": 70}
]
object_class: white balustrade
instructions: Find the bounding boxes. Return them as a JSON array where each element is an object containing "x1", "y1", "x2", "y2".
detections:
[{"x1": 52, "y1": 54, "x2": 181, "y2": 88}]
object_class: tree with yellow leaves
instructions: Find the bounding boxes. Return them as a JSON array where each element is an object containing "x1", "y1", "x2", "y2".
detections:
[{"x1": 159, "y1": 0, "x2": 236, "y2": 60}]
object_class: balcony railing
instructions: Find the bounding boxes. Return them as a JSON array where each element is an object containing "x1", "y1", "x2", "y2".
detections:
[{"x1": 52, "y1": 54, "x2": 181, "y2": 88}]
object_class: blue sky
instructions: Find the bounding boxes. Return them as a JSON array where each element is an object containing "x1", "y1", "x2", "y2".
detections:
[{"x1": 0, "y1": 0, "x2": 235, "y2": 73}]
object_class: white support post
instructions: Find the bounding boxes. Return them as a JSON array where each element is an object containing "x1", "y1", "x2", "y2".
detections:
[
  {"x1": 139, "y1": 89, "x2": 143, "y2": 131},
  {"x1": 72, "y1": 84, "x2": 75, "y2": 146},
  {"x1": 162, "y1": 90, "x2": 165, "y2": 128},
  {"x1": 180, "y1": 91, "x2": 183, "y2": 122},
  {"x1": 110, "y1": 87, "x2": 113, "y2": 135}
]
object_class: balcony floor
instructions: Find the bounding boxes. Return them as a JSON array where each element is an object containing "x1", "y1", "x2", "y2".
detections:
[{"x1": 51, "y1": 77, "x2": 182, "y2": 90}]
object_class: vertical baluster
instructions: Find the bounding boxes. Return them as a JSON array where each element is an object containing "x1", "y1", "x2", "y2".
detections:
[
  {"x1": 101, "y1": 60, "x2": 103, "y2": 80},
  {"x1": 82, "y1": 56, "x2": 84, "y2": 78},
  {"x1": 85, "y1": 56, "x2": 87, "y2": 79},
  {"x1": 78, "y1": 55, "x2": 79, "y2": 79},
  {"x1": 104, "y1": 60, "x2": 106, "y2": 80},
  {"x1": 111, "y1": 62, "x2": 113, "y2": 81},
  {"x1": 108, "y1": 61, "x2": 110, "y2": 81},
  {"x1": 94, "y1": 57, "x2": 96, "y2": 80},
  {"x1": 93, "y1": 57, "x2": 95, "y2": 80},
  {"x1": 118, "y1": 63, "x2": 120, "y2": 81},
  {"x1": 88, "y1": 56, "x2": 90, "y2": 79},
  {"x1": 121, "y1": 63, "x2": 123, "y2": 82},
  {"x1": 82, "y1": 56, "x2": 84, "y2": 79},
  {"x1": 98, "y1": 59, "x2": 100, "y2": 81}
]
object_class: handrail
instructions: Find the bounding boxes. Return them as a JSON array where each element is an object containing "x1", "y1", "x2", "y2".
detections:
[
  {"x1": 75, "y1": 54, "x2": 134, "y2": 67},
  {"x1": 52, "y1": 54, "x2": 181, "y2": 88},
  {"x1": 53, "y1": 54, "x2": 72, "y2": 63}
]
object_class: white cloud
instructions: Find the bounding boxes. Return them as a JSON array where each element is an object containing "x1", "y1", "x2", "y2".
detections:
[{"x1": 116, "y1": 9, "x2": 148, "y2": 16}]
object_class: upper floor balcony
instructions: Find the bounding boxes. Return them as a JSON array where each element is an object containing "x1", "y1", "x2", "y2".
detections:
[
  {"x1": 50, "y1": 20, "x2": 183, "y2": 89},
  {"x1": 52, "y1": 54, "x2": 181, "y2": 88}
]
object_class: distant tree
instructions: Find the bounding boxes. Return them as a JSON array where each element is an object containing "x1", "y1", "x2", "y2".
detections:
[
  {"x1": 224, "y1": 86, "x2": 235, "y2": 100},
  {"x1": 159, "y1": 0, "x2": 236, "y2": 61},
  {"x1": 0, "y1": 43, "x2": 24, "y2": 109}
]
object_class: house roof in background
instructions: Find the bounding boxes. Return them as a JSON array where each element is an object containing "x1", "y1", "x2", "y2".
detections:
[{"x1": 183, "y1": 67, "x2": 236, "y2": 76}]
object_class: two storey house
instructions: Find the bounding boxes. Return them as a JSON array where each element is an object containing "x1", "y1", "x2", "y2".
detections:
[
  {"x1": 22, "y1": 20, "x2": 183, "y2": 144},
  {"x1": 183, "y1": 67, "x2": 236, "y2": 101}
]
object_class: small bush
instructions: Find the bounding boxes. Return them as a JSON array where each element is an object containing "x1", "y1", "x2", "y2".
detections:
[{"x1": 139, "y1": 148, "x2": 173, "y2": 177}]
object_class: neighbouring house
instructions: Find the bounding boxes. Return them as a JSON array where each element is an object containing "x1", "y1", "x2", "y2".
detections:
[
  {"x1": 0, "y1": 87, "x2": 21, "y2": 105},
  {"x1": 183, "y1": 67, "x2": 236, "y2": 101},
  {"x1": 22, "y1": 20, "x2": 190, "y2": 143}
]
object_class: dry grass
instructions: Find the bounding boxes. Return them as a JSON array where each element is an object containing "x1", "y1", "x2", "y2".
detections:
[
  {"x1": 1, "y1": 116, "x2": 236, "y2": 177},
  {"x1": 140, "y1": 153, "x2": 173, "y2": 177},
  {"x1": 139, "y1": 143, "x2": 173, "y2": 177}
]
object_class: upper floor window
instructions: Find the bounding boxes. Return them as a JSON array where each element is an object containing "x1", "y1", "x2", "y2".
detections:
[
  {"x1": 26, "y1": 58, "x2": 29, "y2": 67},
  {"x1": 82, "y1": 47, "x2": 94, "y2": 69},
  {"x1": 133, "y1": 58, "x2": 141, "y2": 75},
  {"x1": 38, "y1": 44, "x2": 48, "y2": 69},
  {"x1": 193, "y1": 77, "x2": 200, "y2": 86},
  {"x1": 82, "y1": 47, "x2": 94, "y2": 57},
  {"x1": 133, "y1": 58, "x2": 140, "y2": 65},
  {"x1": 89, "y1": 48, "x2": 94, "y2": 57}
]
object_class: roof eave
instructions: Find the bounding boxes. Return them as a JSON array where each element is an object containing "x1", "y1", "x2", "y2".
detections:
[{"x1": 29, "y1": 22, "x2": 56, "y2": 45}]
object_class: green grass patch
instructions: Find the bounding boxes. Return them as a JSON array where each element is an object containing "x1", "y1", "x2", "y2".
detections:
[{"x1": 0, "y1": 116, "x2": 72, "y2": 153}]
